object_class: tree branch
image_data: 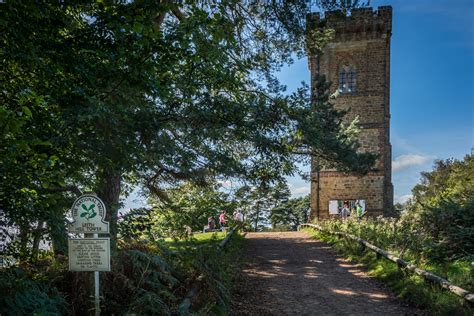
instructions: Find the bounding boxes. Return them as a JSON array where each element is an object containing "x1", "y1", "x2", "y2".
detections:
[{"x1": 39, "y1": 185, "x2": 82, "y2": 196}]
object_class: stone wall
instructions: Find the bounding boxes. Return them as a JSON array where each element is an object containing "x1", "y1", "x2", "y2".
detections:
[
  {"x1": 309, "y1": 6, "x2": 393, "y2": 219},
  {"x1": 311, "y1": 173, "x2": 386, "y2": 218}
]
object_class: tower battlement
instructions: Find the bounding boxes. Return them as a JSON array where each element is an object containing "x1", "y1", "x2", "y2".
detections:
[{"x1": 308, "y1": 6, "x2": 392, "y2": 41}]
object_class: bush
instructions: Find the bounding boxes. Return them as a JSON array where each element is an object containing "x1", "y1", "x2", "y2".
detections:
[
  {"x1": 100, "y1": 245, "x2": 179, "y2": 315},
  {"x1": 417, "y1": 199, "x2": 474, "y2": 262},
  {"x1": 0, "y1": 230, "x2": 243, "y2": 315},
  {"x1": 0, "y1": 266, "x2": 67, "y2": 315}
]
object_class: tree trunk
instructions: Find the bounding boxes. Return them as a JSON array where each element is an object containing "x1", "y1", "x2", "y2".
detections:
[
  {"x1": 31, "y1": 221, "x2": 44, "y2": 261},
  {"x1": 254, "y1": 206, "x2": 259, "y2": 232},
  {"x1": 97, "y1": 168, "x2": 121, "y2": 250},
  {"x1": 18, "y1": 224, "x2": 29, "y2": 262},
  {"x1": 49, "y1": 211, "x2": 68, "y2": 257}
]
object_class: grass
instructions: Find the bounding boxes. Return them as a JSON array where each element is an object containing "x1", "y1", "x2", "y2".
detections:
[
  {"x1": 163, "y1": 231, "x2": 228, "y2": 250},
  {"x1": 302, "y1": 228, "x2": 474, "y2": 316}
]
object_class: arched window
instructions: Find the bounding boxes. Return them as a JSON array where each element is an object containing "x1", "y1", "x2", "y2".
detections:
[{"x1": 338, "y1": 65, "x2": 357, "y2": 93}]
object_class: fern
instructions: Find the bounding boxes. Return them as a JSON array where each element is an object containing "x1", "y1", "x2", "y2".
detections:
[{"x1": 0, "y1": 267, "x2": 67, "y2": 315}]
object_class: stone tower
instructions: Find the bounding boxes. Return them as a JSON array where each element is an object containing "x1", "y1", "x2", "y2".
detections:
[{"x1": 308, "y1": 6, "x2": 393, "y2": 218}]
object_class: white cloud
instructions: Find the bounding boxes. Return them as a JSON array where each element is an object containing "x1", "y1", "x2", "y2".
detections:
[
  {"x1": 394, "y1": 194, "x2": 413, "y2": 204},
  {"x1": 289, "y1": 184, "x2": 310, "y2": 197},
  {"x1": 392, "y1": 154, "x2": 434, "y2": 172}
]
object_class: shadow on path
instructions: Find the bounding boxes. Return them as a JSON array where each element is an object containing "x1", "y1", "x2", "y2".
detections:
[{"x1": 231, "y1": 232, "x2": 419, "y2": 316}]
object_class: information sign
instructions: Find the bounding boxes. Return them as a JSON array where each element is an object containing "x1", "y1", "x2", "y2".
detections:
[
  {"x1": 68, "y1": 238, "x2": 111, "y2": 272},
  {"x1": 68, "y1": 194, "x2": 109, "y2": 233}
]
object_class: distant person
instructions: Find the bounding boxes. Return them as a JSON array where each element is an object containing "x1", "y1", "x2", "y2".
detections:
[
  {"x1": 234, "y1": 210, "x2": 244, "y2": 223},
  {"x1": 207, "y1": 216, "x2": 215, "y2": 231},
  {"x1": 355, "y1": 201, "x2": 364, "y2": 219},
  {"x1": 219, "y1": 210, "x2": 226, "y2": 230},
  {"x1": 340, "y1": 201, "x2": 350, "y2": 221},
  {"x1": 184, "y1": 225, "x2": 193, "y2": 236}
]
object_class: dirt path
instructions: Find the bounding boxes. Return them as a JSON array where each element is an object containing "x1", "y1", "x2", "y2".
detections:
[{"x1": 232, "y1": 232, "x2": 419, "y2": 316}]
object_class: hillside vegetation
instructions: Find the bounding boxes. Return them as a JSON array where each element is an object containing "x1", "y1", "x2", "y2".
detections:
[{"x1": 306, "y1": 155, "x2": 474, "y2": 315}]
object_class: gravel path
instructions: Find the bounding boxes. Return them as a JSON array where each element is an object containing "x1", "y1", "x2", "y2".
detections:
[{"x1": 231, "y1": 231, "x2": 420, "y2": 316}]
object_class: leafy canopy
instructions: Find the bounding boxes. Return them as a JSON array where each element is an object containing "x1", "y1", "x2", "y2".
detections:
[{"x1": 1, "y1": 0, "x2": 374, "y2": 253}]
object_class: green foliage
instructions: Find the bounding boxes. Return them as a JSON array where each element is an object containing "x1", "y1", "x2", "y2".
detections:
[
  {"x1": 118, "y1": 183, "x2": 235, "y2": 241},
  {"x1": 305, "y1": 227, "x2": 473, "y2": 315},
  {"x1": 100, "y1": 246, "x2": 179, "y2": 315},
  {"x1": 161, "y1": 231, "x2": 244, "y2": 314},
  {"x1": 0, "y1": 267, "x2": 67, "y2": 315},
  {"x1": 270, "y1": 195, "x2": 310, "y2": 230},
  {"x1": 1, "y1": 0, "x2": 376, "y2": 256},
  {"x1": 311, "y1": 217, "x2": 473, "y2": 290},
  {"x1": 191, "y1": 233, "x2": 245, "y2": 314},
  {"x1": 316, "y1": 0, "x2": 371, "y2": 14},
  {"x1": 234, "y1": 181, "x2": 292, "y2": 231},
  {"x1": 115, "y1": 218, "x2": 243, "y2": 314},
  {"x1": 164, "y1": 232, "x2": 228, "y2": 250},
  {"x1": 0, "y1": 230, "x2": 242, "y2": 316},
  {"x1": 406, "y1": 155, "x2": 474, "y2": 261},
  {"x1": 151, "y1": 183, "x2": 235, "y2": 237},
  {"x1": 118, "y1": 208, "x2": 160, "y2": 242},
  {"x1": 411, "y1": 156, "x2": 474, "y2": 206},
  {"x1": 417, "y1": 199, "x2": 474, "y2": 262}
]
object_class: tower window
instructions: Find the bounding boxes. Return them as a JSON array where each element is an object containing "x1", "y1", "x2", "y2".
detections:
[
  {"x1": 338, "y1": 66, "x2": 357, "y2": 94},
  {"x1": 338, "y1": 69, "x2": 346, "y2": 92}
]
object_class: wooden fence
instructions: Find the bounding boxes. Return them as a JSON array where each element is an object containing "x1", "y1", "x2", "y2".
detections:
[{"x1": 299, "y1": 223, "x2": 474, "y2": 304}]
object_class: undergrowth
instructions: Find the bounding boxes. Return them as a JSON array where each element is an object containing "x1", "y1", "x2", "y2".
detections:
[
  {"x1": 303, "y1": 227, "x2": 473, "y2": 315},
  {"x1": 0, "y1": 264, "x2": 67, "y2": 315},
  {"x1": 0, "y1": 231, "x2": 243, "y2": 315}
]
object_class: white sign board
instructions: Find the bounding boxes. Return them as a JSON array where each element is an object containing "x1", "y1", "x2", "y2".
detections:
[
  {"x1": 68, "y1": 194, "x2": 109, "y2": 233},
  {"x1": 329, "y1": 200, "x2": 339, "y2": 214},
  {"x1": 68, "y1": 238, "x2": 110, "y2": 272}
]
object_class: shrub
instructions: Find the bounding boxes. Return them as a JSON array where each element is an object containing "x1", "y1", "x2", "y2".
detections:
[{"x1": 0, "y1": 267, "x2": 67, "y2": 315}]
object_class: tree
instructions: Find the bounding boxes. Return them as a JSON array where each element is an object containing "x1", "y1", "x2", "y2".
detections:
[
  {"x1": 392, "y1": 202, "x2": 405, "y2": 217},
  {"x1": 270, "y1": 195, "x2": 310, "y2": 230},
  {"x1": 315, "y1": 1, "x2": 370, "y2": 14},
  {"x1": 236, "y1": 181, "x2": 291, "y2": 231},
  {"x1": 149, "y1": 182, "x2": 234, "y2": 238},
  {"x1": 405, "y1": 154, "x2": 474, "y2": 261},
  {"x1": 411, "y1": 156, "x2": 474, "y2": 207},
  {"x1": 1, "y1": 1, "x2": 375, "y2": 255}
]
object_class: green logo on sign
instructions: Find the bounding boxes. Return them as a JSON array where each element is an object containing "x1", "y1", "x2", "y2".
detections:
[{"x1": 80, "y1": 203, "x2": 97, "y2": 220}]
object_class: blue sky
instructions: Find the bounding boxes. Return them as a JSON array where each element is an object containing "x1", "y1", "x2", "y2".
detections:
[{"x1": 283, "y1": 0, "x2": 474, "y2": 203}]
